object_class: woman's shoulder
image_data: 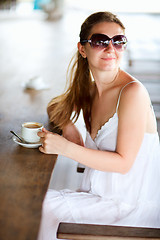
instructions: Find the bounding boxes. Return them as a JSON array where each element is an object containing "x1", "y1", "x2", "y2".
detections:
[
  {"x1": 118, "y1": 71, "x2": 151, "y2": 108},
  {"x1": 121, "y1": 71, "x2": 148, "y2": 97}
]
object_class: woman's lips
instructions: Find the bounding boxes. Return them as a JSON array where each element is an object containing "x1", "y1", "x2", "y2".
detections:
[{"x1": 101, "y1": 57, "x2": 116, "y2": 60}]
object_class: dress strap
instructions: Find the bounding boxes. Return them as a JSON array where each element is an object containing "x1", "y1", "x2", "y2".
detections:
[{"x1": 116, "y1": 80, "x2": 138, "y2": 112}]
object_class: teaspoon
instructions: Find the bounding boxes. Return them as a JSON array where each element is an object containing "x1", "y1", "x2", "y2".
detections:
[{"x1": 10, "y1": 131, "x2": 28, "y2": 144}]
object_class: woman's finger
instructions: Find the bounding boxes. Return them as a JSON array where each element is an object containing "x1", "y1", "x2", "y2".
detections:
[
  {"x1": 42, "y1": 128, "x2": 50, "y2": 133},
  {"x1": 39, "y1": 146, "x2": 45, "y2": 153},
  {"x1": 37, "y1": 131, "x2": 46, "y2": 137},
  {"x1": 40, "y1": 138, "x2": 45, "y2": 146}
]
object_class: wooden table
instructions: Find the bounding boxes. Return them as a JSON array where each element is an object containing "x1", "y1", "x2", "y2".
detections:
[{"x1": 0, "y1": 85, "x2": 58, "y2": 240}]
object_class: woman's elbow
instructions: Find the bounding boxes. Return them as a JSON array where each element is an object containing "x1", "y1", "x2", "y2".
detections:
[
  {"x1": 120, "y1": 167, "x2": 130, "y2": 175},
  {"x1": 121, "y1": 161, "x2": 134, "y2": 174},
  {"x1": 118, "y1": 156, "x2": 135, "y2": 174}
]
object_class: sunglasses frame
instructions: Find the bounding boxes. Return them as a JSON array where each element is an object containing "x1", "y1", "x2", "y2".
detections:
[{"x1": 80, "y1": 33, "x2": 128, "y2": 51}]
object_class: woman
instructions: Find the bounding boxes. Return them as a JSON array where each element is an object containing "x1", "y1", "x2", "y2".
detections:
[{"x1": 38, "y1": 11, "x2": 160, "y2": 240}]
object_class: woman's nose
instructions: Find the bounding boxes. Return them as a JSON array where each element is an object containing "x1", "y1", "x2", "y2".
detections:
[{"x1": 104, "y1": 41, "x2": 115, "y2": 52}]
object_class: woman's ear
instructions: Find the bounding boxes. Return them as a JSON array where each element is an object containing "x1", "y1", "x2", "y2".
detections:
[{"x1": 77, "y1": 42, "x2": 87, "y2": 58}]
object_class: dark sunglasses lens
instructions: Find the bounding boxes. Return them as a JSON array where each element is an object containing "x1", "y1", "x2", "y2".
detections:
[
  {"x1": 112, "y1": 35, "x2": 127, "y2": 51},
  {"x1": 90, "y1": 34, "x2": 110, "y2": 49}
]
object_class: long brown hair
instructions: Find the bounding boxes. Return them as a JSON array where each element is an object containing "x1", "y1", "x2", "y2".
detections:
[{"x1": 47, "y1": 11, "x2": 125, "y2": 132}]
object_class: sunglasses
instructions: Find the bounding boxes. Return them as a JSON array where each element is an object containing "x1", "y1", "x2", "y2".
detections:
[{"x1": 80, "y1": 34, "x2": 128, "y2": 51}]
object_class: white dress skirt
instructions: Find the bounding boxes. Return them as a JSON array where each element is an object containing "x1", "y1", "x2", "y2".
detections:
[
  {"x1": 38, "y1": 112, "x2": 160, "y2": 240},
  {"x1": 38, "y1": 83, "x2": 160, "y2": 240}
]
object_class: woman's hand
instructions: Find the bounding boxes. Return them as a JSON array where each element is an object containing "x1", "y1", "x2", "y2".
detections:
[{"x1": 38, "y1": 128, "x2": 69, "y2": 155}]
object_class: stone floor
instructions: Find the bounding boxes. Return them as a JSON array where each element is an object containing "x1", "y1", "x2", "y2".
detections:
[{"x1": 0, "y1": 3, "x2": 160, "y2": 190}]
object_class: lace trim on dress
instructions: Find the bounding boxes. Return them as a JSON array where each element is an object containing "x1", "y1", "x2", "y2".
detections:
[
  {"x1": 89, "y1": 80, "x2": 138, "y2": 142},
  {"x1": 93, "y1": 112, "x2": 117, "y2": 142}
]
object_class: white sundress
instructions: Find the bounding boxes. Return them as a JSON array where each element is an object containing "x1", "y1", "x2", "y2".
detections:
[{"x1": 38, "y1": 82, "x2": 160, "y2": 240}]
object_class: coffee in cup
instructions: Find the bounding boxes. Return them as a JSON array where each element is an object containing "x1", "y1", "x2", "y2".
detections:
[{"x1": 21, "y1": 122, "x2": 43, "y2": 143}]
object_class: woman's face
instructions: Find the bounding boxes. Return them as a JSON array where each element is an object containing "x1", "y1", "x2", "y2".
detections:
[{"x1": 78, "y1": 22, "x2": 125, "y2": 72}]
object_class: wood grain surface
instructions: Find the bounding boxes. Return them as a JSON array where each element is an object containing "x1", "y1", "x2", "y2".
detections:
[
  {"x1": 0, "y1": 86, "x2": 57, "y2": 240},
  {"x1": 57, "y1": 222, "x2": 160, "y2": 240}
]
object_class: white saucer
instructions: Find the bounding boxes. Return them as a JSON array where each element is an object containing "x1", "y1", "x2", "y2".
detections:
[
  {"x1": 12, "y1": 136, "x2": 42, "y2": 149},
  {"x1": 22, "y1": 76, "x2": 50, "y2": 90}
]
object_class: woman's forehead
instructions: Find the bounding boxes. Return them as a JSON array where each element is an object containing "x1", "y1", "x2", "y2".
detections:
[{"x1": 89, "y1": 22, "x2": 124, "y2": 37}]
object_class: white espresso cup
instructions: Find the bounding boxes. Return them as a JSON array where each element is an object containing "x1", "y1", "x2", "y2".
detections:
[{"x1": 21, "y1": 122, "x2": 43, "y2": 143}]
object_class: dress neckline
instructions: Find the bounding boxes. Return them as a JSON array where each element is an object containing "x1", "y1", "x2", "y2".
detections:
[
  {"x1": 89, "y1": 80, "x2": 138, "y2": 142},
  {"x1": 87, "y1": 112, "x2": 158, "y2": 142},
  {"x1": 88, "y1": 80, "x2": 159, "y2": 142},
  {"x1": 88, "y1": 112, "x2": 118, "y2": 142}
]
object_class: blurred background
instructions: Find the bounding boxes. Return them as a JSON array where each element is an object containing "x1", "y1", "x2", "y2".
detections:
[{"x1": 0, "y1": 0, "x2": 160, "y2": 190}]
